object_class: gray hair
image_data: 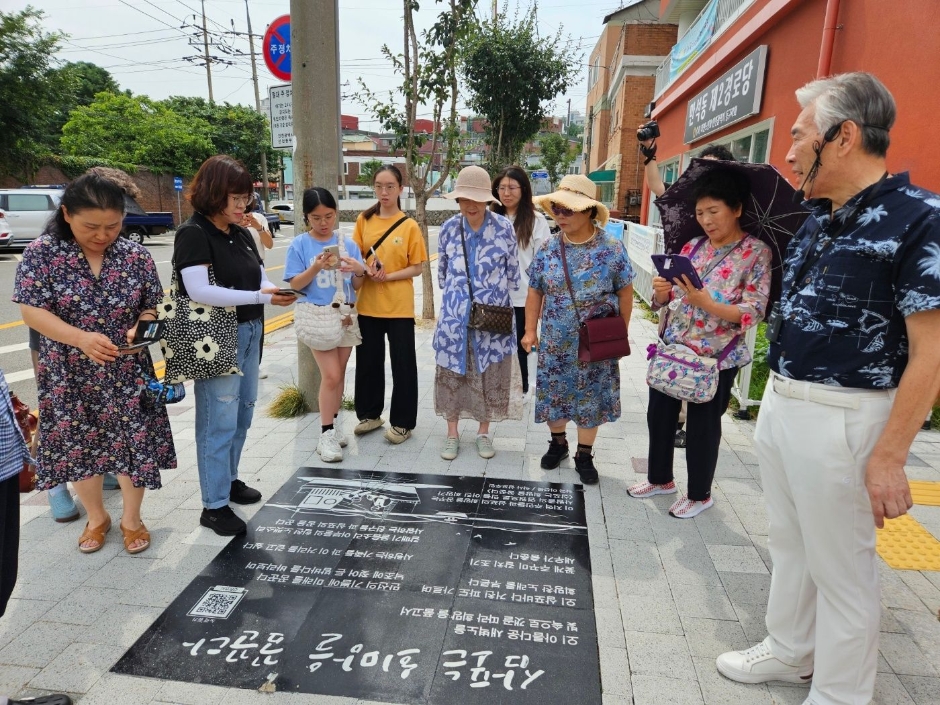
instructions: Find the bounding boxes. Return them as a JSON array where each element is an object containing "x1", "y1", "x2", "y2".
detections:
[{"x1": 795, "y1": 72, "x2": 895, "y2": 157}]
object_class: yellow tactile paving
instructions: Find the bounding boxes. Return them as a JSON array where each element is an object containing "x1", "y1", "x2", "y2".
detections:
[
  {"x1": 876, "y1": 514, "x2": 940, "y2": 571},
  {"x1": 909, "y1": 481, "x2": 940, "y2": 506}
]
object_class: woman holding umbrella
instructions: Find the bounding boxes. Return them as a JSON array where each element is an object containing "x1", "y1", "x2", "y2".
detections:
[{"x1": 628, "y1": 168, "x2": 773, "y2": 518}]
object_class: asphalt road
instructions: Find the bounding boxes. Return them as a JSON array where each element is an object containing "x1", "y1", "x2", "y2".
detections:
[{"x1": 0, "y1": 223, "x2": 440, "y2": 408}]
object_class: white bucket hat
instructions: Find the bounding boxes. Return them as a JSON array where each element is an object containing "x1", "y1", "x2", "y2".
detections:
[
  {"x1": 533, "y1": 174, "x2": 610, "y2": 226},
  {"x1": 445, "y1": 166, "x2": 500, "y2": 204}
]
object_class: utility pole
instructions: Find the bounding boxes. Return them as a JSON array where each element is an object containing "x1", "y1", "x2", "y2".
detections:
[
  {"x1": 201, "y1": 0, "x2": 214, "y2": 102},
  {"x1": 492, "y1": 0, "x2": 497, "y2": 21},
  {"x1": 566, "y1": 98, "x2": 571, "y2": 133},
  {"x1": 292, "y1": 0, "x2": 341, "y2": 408},
  {"x1": 244, "y1": 0, "x2": 270, "y2": 211}
]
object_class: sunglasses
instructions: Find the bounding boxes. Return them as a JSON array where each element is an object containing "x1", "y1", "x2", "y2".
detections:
[{"x1": 550, "y1": 203, "x2": 582, "y2": 218}]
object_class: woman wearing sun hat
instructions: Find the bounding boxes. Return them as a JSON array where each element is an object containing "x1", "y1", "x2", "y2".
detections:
[
  {"x1": 433, "y1": 166, "x2": 523, "y2": 461},
  {"x1": 520, "y1": 175, "x2": 634, "y2": 484}
]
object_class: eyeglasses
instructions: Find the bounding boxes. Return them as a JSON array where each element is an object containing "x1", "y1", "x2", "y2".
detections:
[
  {"x1": 550, "y1": 203, "x2": 579, "y2": 218},
  {"x1": 374, "y1": 184, "x2": 399, "y2": 193},
  {"x1": 497, "y1": 185, "x2": 520, "y2": 193},
  {"x1": 229, "y1": 195, "x2": 251, "y2": 207},
  {"x1": 307, "y1": 213, "x2": 335, "y2": 224}
]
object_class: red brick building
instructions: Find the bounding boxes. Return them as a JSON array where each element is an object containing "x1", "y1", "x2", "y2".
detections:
[
  {"x1": 641, "y1": 0, "x2": 940, "y2": 223},
  {"x1": 583, "y1": 0, "x2": 678, "y2": 220}
]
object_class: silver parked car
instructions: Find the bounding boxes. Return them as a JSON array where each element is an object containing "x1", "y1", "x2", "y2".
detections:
[{"x1": 0, "y1": 186, "x2": 63, "y2": 247}]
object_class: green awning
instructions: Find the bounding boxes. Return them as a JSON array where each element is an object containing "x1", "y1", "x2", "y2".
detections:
[{"x1": 588, "y1": 169, "x2": 616, "y2": 183}]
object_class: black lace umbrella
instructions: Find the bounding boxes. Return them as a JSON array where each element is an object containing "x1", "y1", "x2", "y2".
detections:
[{"x1": 655, "y1": 158, "x2": 811, "y2": 305}]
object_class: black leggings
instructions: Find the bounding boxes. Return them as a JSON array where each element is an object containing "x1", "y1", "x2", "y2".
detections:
[
  {"x1": 514, "y1": 307, "x2": 529, "y2": 393},
  {"x1": 646, "y1": 367, "x2": 737, "y2": 501},
  {"x1": 0, "y1": 474, "x2": 20, "y2": 618}
]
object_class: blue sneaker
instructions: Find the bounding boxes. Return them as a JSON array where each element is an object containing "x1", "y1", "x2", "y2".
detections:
[
  {"x1": 49, "y1": 488, "x2": 80, "y2": 523},
  {"x1": 103, "y1": 473, "x2": 120, "y2": 490}
]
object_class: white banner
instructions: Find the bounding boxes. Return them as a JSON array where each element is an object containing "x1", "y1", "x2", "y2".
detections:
[
  {"x1": 269, "y1": 83, "x2": 293, "y2": 150},
  {"x1": 626, "y1": 223, "x2": 658, "y2": 274}
]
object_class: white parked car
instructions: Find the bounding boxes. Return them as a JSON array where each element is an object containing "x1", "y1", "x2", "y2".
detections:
[
  {"x1": 269, "y1": 201, "x2": 295, "y2": 224},
  {"x1": 0, "y1": 210, "x2": 13, "y2": 249}
]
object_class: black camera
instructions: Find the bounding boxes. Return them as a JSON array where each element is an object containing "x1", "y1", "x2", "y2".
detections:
[{"x1": 637, "y1": 120, "x2": 660, "y2": 142}]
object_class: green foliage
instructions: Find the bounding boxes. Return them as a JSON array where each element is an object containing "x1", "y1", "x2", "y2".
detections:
[
  {"x1": 460, "y1": 4, "x2": 581, "y2": 172},
  {"x1": 565, "y1": 122, "x2": 584, "y2": 139},
  {"x1": 61, "y1": 93, "x2": 215, "y2": 176},
  {"x1": 0, "y1": 6, "x2": 69, "y2": 178},
  {"x1": 748, "y1": 322, "x2": 770, "y2": 402},
  {"x1": 48, "y1": 155, "x2": 138, "y2": 179},
  {"x1": 538, "y1": 133, "x2": 577, "y2": 189},
  {"x1": 341, "y1": 394, "x2": 356, "y2": 411},
  {"x1": 163, "y1": 96, "x2": 281, "y2": 180},
  {"x1": 357, "y1": 159, "x2": 385, "y2": 186}
]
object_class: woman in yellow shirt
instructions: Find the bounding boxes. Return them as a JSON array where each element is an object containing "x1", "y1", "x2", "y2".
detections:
[{"x1": 352, "y1": 165, "x2": 428, "y2": 444}]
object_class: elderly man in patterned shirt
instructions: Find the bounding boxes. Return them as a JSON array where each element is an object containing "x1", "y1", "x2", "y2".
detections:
[{"x1": 715, "y1": 73, "x2": 940, "y2": 705}]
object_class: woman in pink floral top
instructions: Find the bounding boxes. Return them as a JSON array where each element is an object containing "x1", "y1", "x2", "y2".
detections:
[{"x1": 629, "y1": 170, "x2": 772, "y2": 518}]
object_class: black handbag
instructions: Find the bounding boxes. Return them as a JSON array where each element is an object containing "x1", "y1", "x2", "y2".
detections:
[{"x1": 459, "y1": 218, "x2": 514, "y2": 335}]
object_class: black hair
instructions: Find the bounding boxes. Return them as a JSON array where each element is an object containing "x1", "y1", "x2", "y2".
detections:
[
  {"x1": 362, "y1": 164, "x2": 403, "y2": 219},
  {"x1": 46, "y1": 173, "x2": 126, "y2": 241},
  {"x1": 301, "y1": 187, "x2": 338, "y2": 226},
  {"x1": 699, "y1": 144, "x2": 735, "y2": 161},
  {"x1": 690, "y1": 169, "x2": 750, "y2": 212},
  {"x1": 490, "y1": 166, "x2": 537, "y2": 250}
]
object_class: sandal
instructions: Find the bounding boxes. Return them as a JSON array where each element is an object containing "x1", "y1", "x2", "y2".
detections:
[
  {"x1": 78, "y1": 516, "x2": 112, "y2": 554},
  {"x1": 120, "y1": 522, "x2": 150, "y2": 555}
]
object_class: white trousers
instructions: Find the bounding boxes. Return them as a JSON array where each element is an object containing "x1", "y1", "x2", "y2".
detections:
[{"x1": 755, "y1": 374, "x2": 896, "y2": 705}]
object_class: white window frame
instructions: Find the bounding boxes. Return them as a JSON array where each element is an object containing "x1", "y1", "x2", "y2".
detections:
[{"x1": 683, "y1": 117, "x2": 776, "y2": 168}]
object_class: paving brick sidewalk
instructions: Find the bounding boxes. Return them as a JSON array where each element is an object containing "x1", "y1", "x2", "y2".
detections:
[{"x1": 4, "y1": 267, "x2": 940, "y2": 705}]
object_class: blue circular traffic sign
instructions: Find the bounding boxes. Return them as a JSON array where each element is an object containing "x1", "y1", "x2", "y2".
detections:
[{"x1": 263, "y1": 15, "x2": 291, "y2": 82}]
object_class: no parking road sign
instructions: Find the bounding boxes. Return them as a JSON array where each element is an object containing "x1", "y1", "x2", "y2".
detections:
[{"x1": 263, "y1": 14, "x2": 291, "y2": 81}]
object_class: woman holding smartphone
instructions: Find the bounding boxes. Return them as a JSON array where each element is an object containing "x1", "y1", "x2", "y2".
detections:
[
  {"x1": 351, "y1": 165, "x2": 428, "y2": 445},
  {"x1": 285, "y1": 187, "x2": 368, "y2": 463}
]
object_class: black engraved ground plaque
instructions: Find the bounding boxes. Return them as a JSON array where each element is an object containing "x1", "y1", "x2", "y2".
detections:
[{"x1": 113, "y1": 467, "x2": 601, "y2": 704}]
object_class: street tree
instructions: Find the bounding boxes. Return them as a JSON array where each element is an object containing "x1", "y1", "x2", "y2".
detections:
[
  {"x1": 357, "y1": 0, "x2": 477, "y2": 319},
  {"x1": 163, "y1": 97, "x2": 280, "y2": 181},
  {"x1": 538, "y1": 132, "x2": 577, "y2": 189},
  {"x1": 460, "y1": 4, "x2": 580, "y2": 172},
  {"x1": 357, "y1": 158, "x2": 386, "y2": 186},
  {"x1": 61, "y1": 93, "x2": 214, "y2": 176},
  {"x1": 0, "y1": 7, "x2": 69, "y2": 178}
]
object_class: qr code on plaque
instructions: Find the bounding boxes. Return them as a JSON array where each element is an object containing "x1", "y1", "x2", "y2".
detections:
[{"x1": 187, "y1": 586, "x2": 248, "y2": 620}]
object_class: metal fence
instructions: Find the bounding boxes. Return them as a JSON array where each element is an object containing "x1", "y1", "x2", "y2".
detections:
[{"x1": 653, "y1": 0, "x2": 756, "y2": 99}]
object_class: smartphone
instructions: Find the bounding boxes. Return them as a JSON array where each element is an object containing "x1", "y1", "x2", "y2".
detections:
[
  {"x1": 323, "y1": 245, "x2": 340, "y2": 269},
  {"x1": 651, "y1": 254, "x2": 704, "y2": 289},
  {"x1": 276, "y1": 288, "x2": 305, "y2": 297},
  {"x1": 120, "y1": 320, "x2": 166, "y2": 351}
]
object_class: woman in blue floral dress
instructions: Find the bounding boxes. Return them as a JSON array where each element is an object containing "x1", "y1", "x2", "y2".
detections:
[
  {"x1": 433, "y1": 166, "x2": 523, "y2": 461},
  {"x1": 13, "y1": 174, "x2": 176, "y2": 555},
  {"x1": 523, "y1": 175, "x2": 635, "y2": 484}
]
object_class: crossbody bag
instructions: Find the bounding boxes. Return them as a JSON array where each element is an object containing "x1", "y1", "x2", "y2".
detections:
[
  {"x1": 459, "y1": 218, "x2": 514, "y2": 335},
  {"x1": 559, "y1": 234, "x2": 630, "y2": 363}
]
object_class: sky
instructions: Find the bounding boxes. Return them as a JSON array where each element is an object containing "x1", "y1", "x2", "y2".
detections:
[{"x1": 11, "y1": 0, "x2": 638, "y2": 129}]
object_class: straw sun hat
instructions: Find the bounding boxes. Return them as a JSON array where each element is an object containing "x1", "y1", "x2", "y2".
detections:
[
  {"x1": 444, "y1": 165, "x2": 500, "y2": 203},
  {"x1": 533, "y1": 174, "x2": 609, "y2": 227}
]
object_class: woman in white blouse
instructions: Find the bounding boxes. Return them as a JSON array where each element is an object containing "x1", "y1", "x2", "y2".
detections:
[{"x1": 490, "y1": 166, "x2": 550, "y2": 398}]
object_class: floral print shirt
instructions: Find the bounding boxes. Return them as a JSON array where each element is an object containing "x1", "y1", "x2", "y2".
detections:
[
  {"x1": 771, "y1": 173, "x2": 940, "y2": 387},
  {"x1": 654, "y1": 234, "x2": 772, "y2": 370},
  {"x1": 433, "y1": 212, "x2": 519, "y2": 375}
]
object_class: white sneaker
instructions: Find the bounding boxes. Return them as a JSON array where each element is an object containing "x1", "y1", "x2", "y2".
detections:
[
  {"x1": 716, "y1": 638, "x2": 813, "y2": 684},
  {"x1": 668, "y1": 494, "x2": 714, "y2": 518},
  {"x1": 316, "y1": 429, "x2": 343, "y2": 463},
  {"x1": 333, "y1": 422, "x2": 348, "y2": 448}
]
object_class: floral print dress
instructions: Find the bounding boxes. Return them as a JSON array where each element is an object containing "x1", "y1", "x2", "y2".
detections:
[
  {"x1": 653, "y1": 235, "x2": 772, "y2": 369},
  {"x1": 12, "y1": 235, "x2": 177, "y2": 489},
  {"x1": 528, "y1": 230, "x2": 634, "y2": 428}
]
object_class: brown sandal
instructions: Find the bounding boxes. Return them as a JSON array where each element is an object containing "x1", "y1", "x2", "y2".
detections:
[
  {"x1": 78, "y1": 516, "x2": 112, "y2": 554},
  {"x1": 120, "y1": 522, "x2": 150, "y2": 555}
]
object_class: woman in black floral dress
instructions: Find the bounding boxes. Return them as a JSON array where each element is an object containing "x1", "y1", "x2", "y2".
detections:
[{"x1": 13, "y1": 174, "x2": 176, "y2": 555}]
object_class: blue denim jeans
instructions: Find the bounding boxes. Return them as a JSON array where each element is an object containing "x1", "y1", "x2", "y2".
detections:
[{"x1": 194, "y1": 318, "x2": 262, "y2": 509}]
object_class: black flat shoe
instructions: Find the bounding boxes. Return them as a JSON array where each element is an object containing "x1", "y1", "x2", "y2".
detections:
[
  {"x1": 200, "y1": 506, "x2": 247, "y2": 536},
  {"x1": 540, "y1": 439, "x2": 569, "y2": 469},
  {"x1": 11, "y1": 696, "x2": 74, "y2": 705},
  {"x1": 229, "y1": 479, "x2": 262, "y2": 505},
  {"x1": 574, "y1": 451, "x2": 599, "y2": 485}
]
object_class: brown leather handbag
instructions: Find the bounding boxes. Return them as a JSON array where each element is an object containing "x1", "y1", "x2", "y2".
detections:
[
  {"x1": 560, "y1": 237, "x2": 630, "y2": 363},
  {"x1": 10, "y1": 392, "x2": 37, "y2": 492}
]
